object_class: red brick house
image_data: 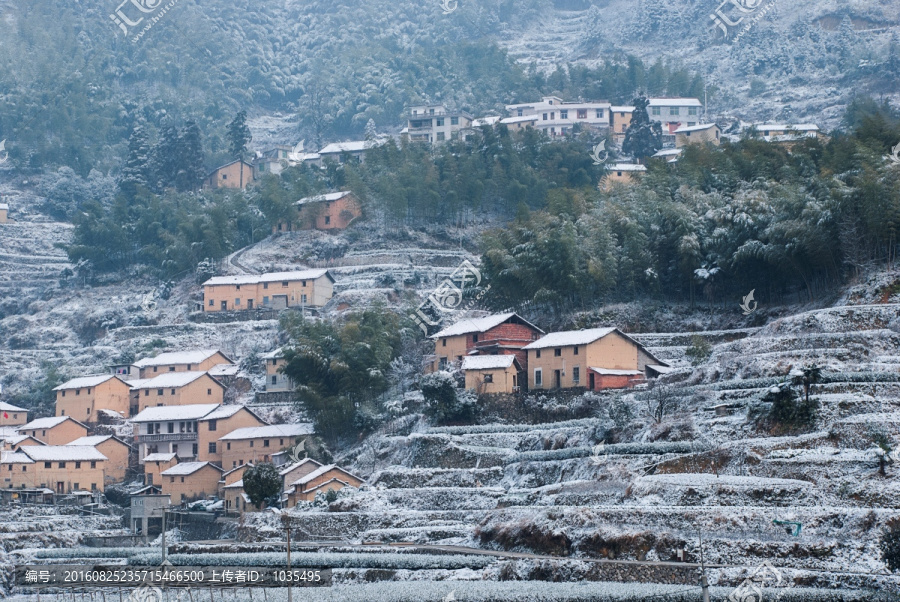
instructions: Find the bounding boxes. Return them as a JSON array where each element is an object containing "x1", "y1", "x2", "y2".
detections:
[
  {"x1": 428, "y1": 312, "x2": 544, "y2": 374},
  {"x1": 275, "y1": 191, "x2": 362, "y2": 232}
]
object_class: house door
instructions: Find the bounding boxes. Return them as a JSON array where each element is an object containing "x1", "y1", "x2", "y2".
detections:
[
  {"x1": 271, "y1": 295, "x2": 288, "y2": 309},
  {"x1": 56, "y1": 482, "x2": 65, "y2": 494},
  {"x1": 589, "y1": 372, "x2": 595, "y2": 390},
  {"x1": 247, "y1": 299, "x2": 254, "y2": 309},
  {"x1": 221, "y1": 301, "x2": 227, "y2": 311},
  {"x1": 554, "y1": 370, "x2": 561, "y2": 389}
]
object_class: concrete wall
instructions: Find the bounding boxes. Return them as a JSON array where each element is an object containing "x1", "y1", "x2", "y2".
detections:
[
  {"x1": 56, "y1": 378, "x2": 132, "y2": 420},
  {"x1": 162, "y1": 465, "x2": 222, "y2": 504},
  {"x1": 197, "y1": 409, "x2": 265, "y2": 464}
]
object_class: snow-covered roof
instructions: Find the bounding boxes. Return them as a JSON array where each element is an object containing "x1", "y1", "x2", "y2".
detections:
[
  {"x1": 431, "y1": 312, "x2": 543, "y2": 339},
  {"x1": 1, "y1": 451, "x2": 33, "y2": 463},
  {"x1": 161, "y1": 461, "x2": 222, "y2": 476},
  {"x1": 472, "y1": 116, "x2": 501, "y2": 127},
  {"x1": 648, "y1": 97, "x2": 703, "y2": 107},
  {"x1": 260, "y1": 349, "x2": 284, "y2": 360},
  {"x1": 131, "y1": 404, "x2": 221, "y2": 423},
  {"x1": 129, "y1": 371, "x2": 214, "y2": 390},
  {"x1": 674, "y1": 123, "x2": 718, "y2": 134},
  {"x1": 524, "y1": 327, "x2": 618, "y2": 350},
  {"x1": 461, "y1": 355, "x2": 517, "y2": 371},
  {"x1": 319, "y1": 140, "x2": 384, "y2": 154},
  {"x1": 607, "y1": 164, "x2": 647, "y2": 172},
  {"x1": 296, "y1": 191, "x2": 353, "y2": 206},
  {"x1": 18, "y1": 416, "x2": 84, "y2": 431},
  {"x1": 754, "y1": 123, "x2": 820, "y2": 132},
  {"x1": 653, "y1": 148, "x2": 683, "y2": 157},
  {"x1": 219, "y1": 423, "x2": 314, "y2": 441},
  {"x1": 279, "y1": 458, "x2": 322, "y2": 476},
  {"x1": 125, "y1": 378, "x2": 153, "y2": 388},
  {"x1": 499, "y1": 115, "x2": 539, "y2": 124},
  {"x1": 647, "y1": 364, "x2": 674, "y2": 374},
  {"x1": 143, "y1": 452, "x2": 177, "y2": 463},
  {"x1": 203, "y1": 269, "x2": 332, "y2": 287},
  {"x1": 4, "y1": 435, "x2": 43, "y2": 446},
  {"x1": 199, "y1": 404, "x2": 255, "y2": 421},
  {"x1": 208, "y1": 363, "x2": 240, "y2": 377},
  {"x1": 0, "y1": 401, "x2": 27, "y2": 412},
  {"x1": 223, "y1": 478, "x2": 244, "y2": 489},
  {"x1": 589, "y1": 368, "x2": 644, "y2": 376},
  {"x1": 611, "y1": 106, "x2": 635, "y2": 112},
  {"x1": 53, "y1": 375, "x2": 122, "y2": 391},
  {"x1": 22, "y1": 446, "x2": 108, "y2": 462},
  {"x1": 66, "y1": 435, "x2": 129, "y2": 448},
  {"x1": 291, "y1": 464, "x2": 362, "y2": 487},
  {"x1": 0, "y1": 203, "x2": 8, "y2": 211},
  {"x1": 134, "y1": 349, "x2": 227, "y2": 368}
]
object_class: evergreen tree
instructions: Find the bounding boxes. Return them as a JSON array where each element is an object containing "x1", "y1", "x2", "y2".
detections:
[
  {"x1": 242, "y1": 464, "x2": 282, "y2": 509},
  {"x1": 227, "y1": 110, "x2": 252, "y2": 160},
  {"x1": 622, "y1": 95, "x2": 662, "y2": 161},
  {"x1": 364, "y1": 118, "x2": 377, "y2": 141},
  {"x1": 176, "y1": 121, "x2": 205, "y2": 192},
  {"x1": 119, "y1": 124, "x2": 152, "y2": 194},
  {"x1": 151, "y1": 125, "x2": 181, "y2": 192},
  {"x1": 838, "y1": 16, "x2": 856, "y2": 66}
]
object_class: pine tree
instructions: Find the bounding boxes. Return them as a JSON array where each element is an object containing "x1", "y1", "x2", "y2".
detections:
[
  {"x1": 364, "y1": 118, "x2": 377, "y2": 141},
  {"x1": 151, "y1": 125, "x2": 181, "y2": 192},
  {"x1": 176, "y1": 121, "x2": 205, "y2": 192},
  {"x1": 227, "y1": 110, "x2": 252, "y2": 160},
  {"x1": 622, "y1": 95, "x2": 662, "y2": 161},
  {"x1": 838, "y1": 16, "x2": 856, "y2": 66},
  {"x1": 119, "y1": 124, "x2": 152, "y2": 194}
]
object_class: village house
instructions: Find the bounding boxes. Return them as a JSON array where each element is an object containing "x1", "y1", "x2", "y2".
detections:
[
  {"x1": 203, "y1": 159, "x2": 255, "y2": 190},
  {"x1": 752, "y1": 123, "x2": 828, "y2": 147},
  {"x1": 66, "y1": 435, "x2": 133, "y2": 484},
  {"x1": 130, "y1": 490, "x2": 170, "y2": 536},
  {"x1": 498, "y1": 115, "x2": 539, "y2": 132},
  {"x1": 219, "y1": 463, "x2": 252, "y2": 513},
  {"x1": 261, "y1": 350, "x2": 294, "y2": 392},
  {"x1": 505, "y1": 96, "x2": 612, "y2": 137},
  {"x1": 461, "y1": 355, "x2": 523, "y2": 394},
  {"x1": 142, "y1": 452, "x2": 178, "y2": 486},
  {"x1": 610, "y1": 106, "x2": 635, "y2": 142},
  {"x1": 317, "y1": 140, "x2": 385, "y2": 164},
  {"x1": 653, "y1": 148, "x2": 683, "y2": 163},
  {"x1": 129, "y1": 371, "x2": 226, "y2": 413},
  {"x1": 218, "y1": 423, "x2": 315, "y2": 469},
  {"x1": 1, "y1": 450, "x2": 33, "y2": 489},
  {"x1": 160, "y1": 461, "x2": 223, "y2": 504},
  {"x1": 405, "y1": 105, "x2": 474, "y2": 144},
  {"x1": 601, "y1": 163, "x2": 646, "y2": 190},
  {"x1": 202, "y1": 269, "x2": 335, "y2": 312},
  {"x1": 284, "y1": 464, "x2": 364, "y2": 505},
  {"x1": 675, "y1": 123, "x2": 721, "y2": 148},
  {"x1": 1, "y1": 434, "x2": 44, "y2": 452},
  {"x1": 0, "y1": 202, "x2": 8, "y2": 223},
  {"x1": 279, "y1": 458, "x2": 323, "y2": 495},
  {"x1": 0, "y1": 401, "x2": 28, "y2": 426},
  {"x1": 197, "y1": 404, "x2": 266, "y2": 465},
  {"x1": 17, "y1": 416, "x2": 88, "y2": 445},
  {"x1": 524, "y1": 327, "x2": 668, "y2": 391},
  {"x1": 132, "y1": 349, "x2": 234, "y2": 379},
  {"x1": 17, "y1": 445, "x2": 108, "y2": 493},
  {"x1": 54, "y1": 375, "x2": 133, "y2": 421},
  {"x1": 275, "y1": 191, "x2": 362, "y2": 233},
  {"x1": 648, "y1": 98, "x2": 704, "y2": 142},
  {"x1": 428, "y1": 312, "x2": 544, "y2": 373},
  {"x1": 256, "y1": 145, "x2": 293, "y2": 177},
  {"x1": 132, "y1": 403, "x2": 222, "y2": 462}
]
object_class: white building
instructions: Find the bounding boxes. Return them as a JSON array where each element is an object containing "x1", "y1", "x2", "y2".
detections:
[
  {"x1": 406, "y1": 105, "x2": 475, "y2": 144},
  {"x1": 505, "y1": 96, "x2": 612, "y2": 137},
  {"x1": 648, "y1": 98, "x2": 704, "y2": 141},
  {"x1": 131, "y1": 404, "x2": 221, "y2": 462}
]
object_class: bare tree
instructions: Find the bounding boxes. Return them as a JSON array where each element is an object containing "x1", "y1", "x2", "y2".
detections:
[{"x1": 645, "y1": 382, "x2": 678, "y2": 424}]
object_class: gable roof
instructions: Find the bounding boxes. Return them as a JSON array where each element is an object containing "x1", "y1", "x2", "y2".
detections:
[
  {"x1": 143, "y1": 452, "x2": 178, "y2": 463},
  {"x1": 18, "y1": 416, "x2": 87, "y2": 432},
  {"x1": 53, "y1": 375, "x2": 124, "y2": 391},
  {"x1": 161, "y1": 461, "x2": 223, "y2": 477},
  {"x1": 523, "y1": 327, "x2": 618, "y2": 350},
  {"x1": 589, "y1": 368, "x2": 644, "y2": 376},
  {"x1": 207, "y1": 159, "x2": 254, "y2": 176},
  {"x1": 22, "y1": 445, "x2": 107, "y2": 462},
  {"x1": 296, "y1": 191, "x2": 353, "y2": 206},
  {"x1": 1, "y1": 451, "x2": 33, "y2": 464},
  {"x1": 208, "y1": 364, "x2": 240, "y2": 377},
  {"x1": 318, "y1": 140, "x2": 386, "y2": 154},
  {"x1": 279, "y1": 458, "x2": 323, "y2": 477},
  {"x1": 5, "y1": 435, "x2": 44, "y2": 446},
  {"x1": 754, "y1": 123, "x2": 820, "y2": 132},
  {"x1": 202, "y1": 269, "x2": 334, "y2": 287},
  {"x1": 608, "y1": 163, "x2": 647, "y2": 172},
  {"x1": 129, "y1": 371, "x2": 219, "y2": 390},
  {"x1": 0, "y1": 401, "x2": 27, "y2": 412},
  {"x1": 134, "y1": 349, "x2": 229, "y2": 368},
  {"x1": 648, "y1": 97, "x2": 703, "y2": 107},
  {"x1": 0, "y1": 203, "x2": 8, "y2": 211},
  {"x1": 674, "y1": 123, "x2": 719, "y2": 134},
  {"x1": 223, "y1": 478, "x2": 244, "y2": 489},
  {"x1": 218, "y1": 423, "x2": 314, "y2": 441},
  {"x1": 431, "y1": 312, "x2": 543, "y2": 339},
  {"x1": 290, "y1": 464, "x2": 363, "y2": 488},
  {"x1": 131, "y1": 404, "x2": 221, "y2": 423},
  {"x1": 66, "y1": 435, "x2": 132, "y2": 449},
  {"x1": 461, "y1": 355, "x2": 517, "y2": 371}
]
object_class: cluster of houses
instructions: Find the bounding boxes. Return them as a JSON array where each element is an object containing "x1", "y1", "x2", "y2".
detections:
[
  {"x1": 425, "y1": 312, "x2": 672, "y2": 394},
  {"x1": 0, "y1": 348, "x2": 363, "y2": 526}
]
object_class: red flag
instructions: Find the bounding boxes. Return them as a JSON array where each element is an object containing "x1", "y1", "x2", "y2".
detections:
[{"x1": 2, "y1": 412, "x2": 7, "y2": 419}]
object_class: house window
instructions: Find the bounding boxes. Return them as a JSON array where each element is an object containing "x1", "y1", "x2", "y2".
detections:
[
  {"x1": 171, "y1": 389, "x2": 176, "y2": 395},
  {"x1": 208, "y1": 420, "x2": 217, "y2": 432},
  {"x1": 263, "y1": 296, "x2": 269, "y2": 305},
  {"x1": 91, "y1": 461, "x2": 96, "y2": 469},
  {"x1": 554, "y1": 348, "x2": 562, "y2": 357},
  {"x1": 91, "y1": 483, "x2": 97, "y2": 491},
  {"x1": 44, "y1": 462, "x2": 51, "y2": 469},
  {"x1": 442, "y1": 339, "x2": 447, "y2": 347},
  {"x1": 652, "y1": 107, "x2": 661, "y2": 116},
  {"x1": 264, "y1": 439, "x2": 270, "y2": 447},
  {"x1": 235, "y1": 298, "x2": 241, "y2": 305},
  {"x1": 167, "y1": 423, "x2": 174, "y2": 433},
  {"x1": 483, "y1": 374, "x2": 494, "y2": 383},
  {"x1": 573, "y1": 346, "x2": 579, "y2": 355},
  {"x1": 208, "y1": 442, "x2": 217, "y2": 454},
  {"x1": 436, "y1": 118, "x2": 444, "y2": 127},
  {"x1": 271, "y1": 375, "x2": 277, "y2": 385},
  {"x1": 192, "y1": 443, "x2": 197, "y2": 455},
  {"x1": 209, "y1": 299, "x2": 214, "y2": 306},
  {"x1": 74, "y1": 483, "x2": 79, "y2": 490},
  {"x1": 560, "y1": 110, "x2": 568, "y2": 119},
  {"x1": 451, "y1": 116, "x2": 459, "y2": 125},
  {"x1": 75, "y1": 462, "x2": 81, "y2": 469},
  {"x1": 534, "y1": 369, "x2": 543, "y2": 387},
  {"x1": 158, "y1": 389, "x2": 163, "y2": 396},
  {"x1": 76, "y1": 389, "x2": 80, "y2": 396},
  {"x1": 617, "y1": 171, "x2": 623, "y2": 177},
  {"x1": 144, "y1": 390, "x2": 149, "y2": 396},
  {"x1": 181, "y1": 477, "x2": 185, "y2": 483},
  {"x1": 550, "y1": 112, "x2": 555, "y2": 120},
  {"x1": 282, "y1": 282, "x2": 288, "y2": 287},
  {"x1": 517, "y1": 109, "x2": 523, "y2": 116},
  {"x1": 250, "y1": 441, "x2": 254, "y2": 448},
  {"x1": 207, "y1": 389, "x2": 212, "y2": 395},
  {"x1": 222, "y1": 174, "x2": 227, "y2": 180},
  {"x1": 227, "y1": 443, "x2": 231, "y2": 450},
  {"x1": 573, "y1": 366, "x2": 580, "y2": 384},
  {"x1": 670, "y1": 107, "x2": 679, "y2": 116},
  {"x1": 535, "y1": 349, "x2": 541, "y2": 358},
  {"x1": 596, "y1": 109, "x2": 604, "y2": 118},
  {"x1": 436, "y1": 132, "x2": 445, "y2": 141},
  {"x1": 169, "y1": 367, "x2": 175, "y2": 371},
  {"x1": 59, "y1": 462, "x2": 66, "y2": 468},
  {"x1": 473, "y1": 334, "x2": 479, "y2": 343},
  {"x1": 263, "y1": 282, "x2": 269, "y2": 290},
  {"x1": 577, "y1": 109, "x2": 587, "y2": 119},
  {"x1": 170, "y1": 477, "x2": 175, "y2": 483},
  {"x1": 301, "y1": 294, "x2": 308, "y2": 304},
  {"x1": 280, "y1": 439, "x2": 284, "y2": 445},
  {"x1": 324, "y1": 215, "x2": 331, "y2": 224},
  {"x1": 542, "y1": 113, "x2": 548, "y2": 120},
  {"x1": 61, "y1": 391, "x2": 66, "y2": 397},
  {"x1": 689, "y1": 107, "x2": 698, "y2": 116},
  {"x1": 236, "y1": 284, "x2": 241, "y2": 291}
]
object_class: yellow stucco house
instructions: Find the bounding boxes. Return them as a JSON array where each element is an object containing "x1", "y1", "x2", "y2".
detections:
[
  {"x1": 675, "y1": 123, "x2": 721, "y2": 148},
  {"x1": 202, "y1": 270, "x2": 335, "y2": 312},
  {"x1": 129, "y1": 372, "x2": 225, "y2": 413},
  {"x1": 461, "y1": 355, "x2": 522, "y2": 394},
  {"x1": 160, "y1": 461, "x2": 223, "y2": 504},
  {"x1": 54, "y1": 375, "x2": 133, "y2": 421},
  {"x1": 17, "y1": 416, "x2": 89, "y2": 445},
  {"x1": 0, "y1": 401, "x2": 28, "y2": 426},
  {"x1": 132, "y1": 349, "x2": 234, "y2": 379}
]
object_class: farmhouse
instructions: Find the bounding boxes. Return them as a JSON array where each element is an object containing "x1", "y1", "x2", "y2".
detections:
[
  {"x1": 132, "y1": 403, "x2": 221, "y2": 461},
  {"x1": 675, "y1": 123, "x2": 721, "y2": 148},
  {"x1": 505, "y1": 96, "x2": 612, "y2": 137},
  {"x1": 160, "y1": 461, "x2": 223, "y2": 504},
  {"x1": 429, "y1": 312, "x2": 544, "y2": 373},
  {"x1": 461, "y1": 355, "x2": 522, "y2": 394},
  {"x1": 285, "y1": 464, "x2": 364, "y2": 505},
  {"x1": 752, "y1": 123, "x2": 829, "y2": 147},
  {"x1": 610, "y1": 106, "x2": 634, "y2": 141},
  {"x1": 203, "y1": 159, "x2": 255, "y2": 190},
  {"x1": 524, "y1": 327, "x2": 668, "y2": 391},
  {"x1": 196, "y1": 404, "x2": 266, "y2": 464},
  {"x1": 132, "y1": 349, "x2": 233, "y2": 378},
  {"x1": 405, "y1": 105, "x2": 474, "y2": 144},
  {"x1": 0, "y1": 401, "x2": 28, "y2": 426},
  {"x1": 142, "y1": 452, "x2": 178, "y2": 486},
  {"x1": 129, "y1": 371, "x2": 225, "y2": 413},
  {"x1": 19, "y1": 445, "x2": 108, "y2": 493},
  {"x1": 17, "y1": 416, "x2": 88, "y2": 445},
  {"x1": 54, "y1": 375, "x2": 132, "y2": 420},
  {"x1": 202, "y1": 269, "x2": 335, "y2": 312},
  {"x1": 648, "y1": 97, "x2": 704, "y2": 139},
  {"x1": 66, "y1": 435, "x2": 133, "y2": 484},
  {"x1": 317, "y1": 140, "x2": 382, "y2": 164},
  {"x1": 220, "y1": 464, "x2": 253, "y2": 513},
  {"x1": 601, "y1": 163, "x2": 646, "y2": 190},
  {"x1": 1, "y1": 434, "x2": 43, "y2": 451},
  {"x1": 219, "y1": 423, "x2": 315, "y2": 469},
  {"x1": 261, "y1": 349, "x2": 294, "y2": 392},
  {"x1": 276, "y1": 191, "x2": 362, "y2": 232}
]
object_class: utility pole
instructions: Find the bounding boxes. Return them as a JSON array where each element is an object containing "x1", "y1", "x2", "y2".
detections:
[
  {"x1": 699, "y1": 530, "x2": 710, "y2": 602},
  {"x1": 161, "y1": 507, "x2": 167, "y2": 563},
  {"x1": 283, "y1": 514, "x2": 292, "y2": 602}
]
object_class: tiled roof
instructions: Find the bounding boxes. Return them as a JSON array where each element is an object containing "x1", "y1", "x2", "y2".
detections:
[
  {"x1": 131, "y1": 404, "x2": 221, "y2": 423},
  {"x1": 128, "y1": 371, "x2": 214, "y2": 390},
  {"x1": 296, "y1": 191, "x2": 352, "y2": 205},
  {"x1": 134, "y1": 349, "x2": 226, "y2": 368},
  {"x1": 461, "y1": 355, "x2": 516, "y2": 370},
  {"x1": 202, "y1": 269, "x2": 332, "y2": 287},
  {"x1": 66, "y1": 435, "x2": 130, "y2": 448},
  {"x1": 431, "y1": 312, "x2": 543, "y2": 339},
  {"x1": 18, "y1": 416, "x2": 84, "y2": 431},
  {"x1": 0, "y1": 401, "x2": 27, "y2": 412},
  {"x1": 523, "y1": 327, "x2": 618, "y2": 350},
  {"x1": 22, "y1": 445, "x2": 107, "y2": 462},
  {"x1": 218, "y1": 424, "x2": 314, "y2": 441},
  {"x1": 53, "y1": 375, "x2": 120, "y2": 391},
  {"x1": 143, "y1": 452, "x2": 178, "y2": 462},
  {"x1": 161, "y1": 461, "x2": 222, "y2": 476}
]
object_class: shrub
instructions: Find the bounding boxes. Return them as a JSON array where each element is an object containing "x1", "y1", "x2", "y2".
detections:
[
  {"x1": 242, "y1": 464, "x2": 282, "y2": 509},
  {"x1": 421, "y1": 371, "x2": 479, "y2": 425},
  {"x1": 685, "y1": 335, "x2": 712, "y2": 366},
  {"x1": 760, "y1": 382, "x2": 818, "y2": 431},
  {"x1": 881, "y1": 520, "x2": 900, "y2": 572}
]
